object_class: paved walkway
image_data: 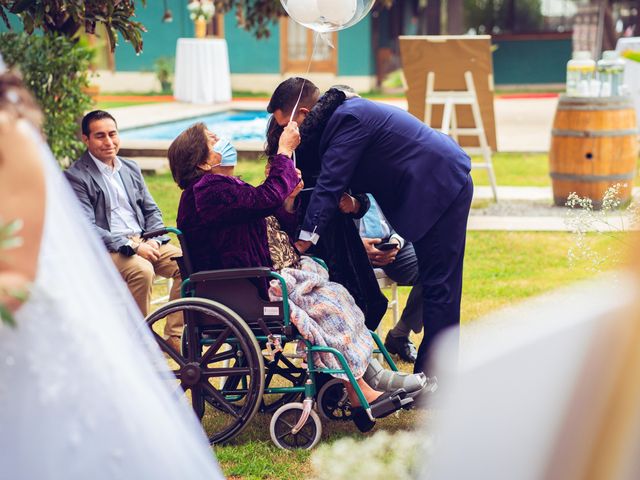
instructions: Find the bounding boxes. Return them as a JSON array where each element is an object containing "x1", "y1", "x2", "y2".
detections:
[{"x1": 114, "y1": 96, "x2": 557, "y2": 153}]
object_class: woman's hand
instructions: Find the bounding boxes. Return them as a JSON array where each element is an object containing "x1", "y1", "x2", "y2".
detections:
[
  {"x1": 338, "y1": 193, "x2": 360, "y2": 214},
  {"x1": 277, "y1": 121, "x2": 301, "y2": 157},
  {"x1": 284, "y1": 169, "x2": 304, "y2": 213}
]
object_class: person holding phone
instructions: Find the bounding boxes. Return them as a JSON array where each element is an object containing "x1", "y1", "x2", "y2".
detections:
[{"x1": 341, "y1": 194, "x2": 423, "y2": 364}]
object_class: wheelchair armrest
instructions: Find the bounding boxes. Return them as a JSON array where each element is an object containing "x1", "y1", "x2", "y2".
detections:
[
  {"x1": 189, "y1": 267, "x2": 273, "y2": 283},
  {"x1": 142, "y1": 227, "x2": 182, "y2": 239}
]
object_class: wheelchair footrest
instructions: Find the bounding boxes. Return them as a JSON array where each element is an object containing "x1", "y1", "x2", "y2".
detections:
[{"x1": 370, "y1": 389, "x2": 414, "y2": 419}]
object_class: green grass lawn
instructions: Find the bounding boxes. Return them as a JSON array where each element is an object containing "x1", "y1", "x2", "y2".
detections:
[
  {"x1": 144, "y1": 167, "x2": 622, "y2": 479},
  {"x1": 146, "y1": 153, "x2": 552, "y2": 212}
]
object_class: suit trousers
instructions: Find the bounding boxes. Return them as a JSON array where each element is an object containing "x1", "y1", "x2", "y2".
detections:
[
  {"x1": 412, "y1": 174, "x2": 473, "y2": 375},
  {"x1": 110, "y1": 238, "x2": 183, "y2": 338}
]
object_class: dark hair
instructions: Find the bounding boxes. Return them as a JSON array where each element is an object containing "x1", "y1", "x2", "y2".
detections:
[
  {"x1": 264, "y1": 115, "x2": 284, "y2": 157},
  {"x1": 81, "y1": 110, "x2": 117, "y2": 137},
  {"x1": 168, "y1": 122, "x2": 210, "y2": 190},
  {"x1": 266, "y1": 77, "x2": 320, "y2": 115},
  {"x1": 0, "y1": 69, "x2": 43, "y2": 130}
]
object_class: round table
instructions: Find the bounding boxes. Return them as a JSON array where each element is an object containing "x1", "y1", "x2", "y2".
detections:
[{"x1": 174, "y1": 38, "x2": 232, "y2": 104}]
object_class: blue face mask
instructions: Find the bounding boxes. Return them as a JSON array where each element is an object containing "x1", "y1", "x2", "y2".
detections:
[{"x1": 212, "y1": 138, "x2": 237, "y2": 166}]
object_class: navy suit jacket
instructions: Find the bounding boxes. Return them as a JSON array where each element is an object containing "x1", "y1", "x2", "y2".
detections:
[
  {"x1": 302, "y1": 98, "x2": 471, "y2": 242},
  {"x1": 64, "y1": 151, "x2": 169, "y2": 252}
]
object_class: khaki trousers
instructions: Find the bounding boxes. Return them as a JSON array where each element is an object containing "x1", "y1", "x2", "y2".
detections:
[{"x1": 110, "y1": 238, "x2": 183, "y2": 337}]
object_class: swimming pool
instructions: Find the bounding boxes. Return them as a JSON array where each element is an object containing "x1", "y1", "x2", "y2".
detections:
[{"x1": 120, "y1": 110, "x2": 269, "y2": 143}]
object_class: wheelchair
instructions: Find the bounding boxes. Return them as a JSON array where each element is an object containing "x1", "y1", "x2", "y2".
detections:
[{"x1": 143, "y1": 228, "x2": 414, "y2": 449}]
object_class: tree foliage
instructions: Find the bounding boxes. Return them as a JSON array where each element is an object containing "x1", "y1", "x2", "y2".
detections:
[
  {"x1": 0, "y1": 0, "x2": 147, "y2": 52},
  {"x1": 0, "y1": 32, "x2": 93, "y2": 164},
  {"x1": 0, "y1": 1, "x2": 149, "y2": 164}
]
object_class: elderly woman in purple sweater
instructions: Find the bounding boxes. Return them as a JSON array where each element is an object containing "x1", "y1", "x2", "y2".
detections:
[{"x1": 168, "y1": 122, "x2": 425, "y2": 431}]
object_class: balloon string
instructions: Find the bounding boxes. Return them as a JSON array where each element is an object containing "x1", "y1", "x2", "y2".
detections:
[{"x1": 290, "y1": 31, "x2": 322, "y2": 168}]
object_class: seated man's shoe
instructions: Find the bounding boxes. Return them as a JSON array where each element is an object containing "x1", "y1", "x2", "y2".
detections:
[
  {"x1": 384, "y1": 334, "x2": 417, "y2": 363},
  {"x1": 363, "y1": 358, "x2": 427, "y2": 395},
  {"x1": 166, "y1": 335, "x2": 182, "y2": 355}
]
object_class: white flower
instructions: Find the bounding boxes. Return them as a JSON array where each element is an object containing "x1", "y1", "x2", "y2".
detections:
[{"x1": 187, "y1": 0, "x2": 216, "y2": 21}]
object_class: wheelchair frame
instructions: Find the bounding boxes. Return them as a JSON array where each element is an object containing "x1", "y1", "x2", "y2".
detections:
[{"x1": 144, "y1": 227, "x2": 409, "y2": 449}]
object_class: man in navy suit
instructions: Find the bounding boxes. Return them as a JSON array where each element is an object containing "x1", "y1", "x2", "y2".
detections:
[{"x1": 268, "y1": 78, "x2": 473, "y2": 375}]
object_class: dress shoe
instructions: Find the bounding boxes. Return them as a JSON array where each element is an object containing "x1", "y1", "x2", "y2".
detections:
[
  {"x1": 166, "y1": 335, "x2": 182, "y2": 355},
  {"x1": 384, "y1": 334, "x2": 417, "y2": 363}
]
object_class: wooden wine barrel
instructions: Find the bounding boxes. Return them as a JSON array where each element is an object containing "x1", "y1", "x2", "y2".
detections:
[{"x1": 549, "y1": 95, "x2": 638, "y2": 207}]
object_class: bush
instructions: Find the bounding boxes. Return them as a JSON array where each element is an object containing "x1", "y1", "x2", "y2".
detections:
[{"x1": 0, "y1": 32, "x2": 93, "y2": 165}]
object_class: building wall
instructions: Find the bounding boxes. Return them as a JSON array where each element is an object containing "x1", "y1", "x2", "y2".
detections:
[
  {"x1": 492, "y1": 35, "x2": 572, "y2": 85},
  {"x1": 1, "y1": 4, "x2": 570, "y2": 87},
  {"x1": 115, "y1": 1, "x2": 191, "y2": 72},
  {"x1": 225, "y1": 16, "x2": 280, "y2": 74},
  {"x1": 337, "y1": 15, "x2": 375, "y2": 76}
]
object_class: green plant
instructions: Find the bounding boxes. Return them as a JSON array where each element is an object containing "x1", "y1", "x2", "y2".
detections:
[
  {"x1": 311, "y1": 430, "x2": 429, "y2": 479},
  {"x1": 565, "y1": 184, "x2": 639, "y2": 273},
  {"x1": 0, "y1": 1, "x2": 150, "y2": 164},
  {"x1": 0, "y1": 1, "x2": 147, "y2": 53},
  {"x1": 154, "y1": 56, "x2": 175, "y2": 93},
  {"x1": 0, "y1": 32, "x2": 93, "y2": 165}
]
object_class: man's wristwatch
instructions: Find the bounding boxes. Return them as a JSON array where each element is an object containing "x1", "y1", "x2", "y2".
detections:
[{"x1": 119, "y1": 240, "x2": 140, "y2": 257}]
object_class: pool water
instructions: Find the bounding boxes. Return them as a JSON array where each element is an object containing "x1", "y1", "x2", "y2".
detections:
[{"x1": 120, "y1": 110, "x2": 269, "y2": 142}]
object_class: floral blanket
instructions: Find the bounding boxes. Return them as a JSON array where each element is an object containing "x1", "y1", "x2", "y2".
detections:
[{"x1": 268, "y1": 257, "x2": 373, "y2": 380}]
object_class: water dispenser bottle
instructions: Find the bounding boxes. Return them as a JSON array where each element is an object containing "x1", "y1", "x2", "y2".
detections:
[
  {"x1": 597, "y1": 50, "x2": 626, "y2": 96},
  {"x1": 567, "y1": 51, "x2": 595, "y2": 96}
]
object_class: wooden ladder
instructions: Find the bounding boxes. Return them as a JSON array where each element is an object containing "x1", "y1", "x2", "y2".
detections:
[{"x1": 424, "y1": 70, "x2": 498, "y2": 200}]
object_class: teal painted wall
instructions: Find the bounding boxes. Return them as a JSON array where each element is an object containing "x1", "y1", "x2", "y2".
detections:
[
  {"x1": 0, "y1": 11, "x2": 23, "y2": 31},
  {"x1": 115, "y1": 1, "x2": 191, "y2": 71},
  {"x1": 225, "y1": 15, "x2": 280, "y2": 74},
  {"x1": 493, "y1": 37, "x2": 571, "y2": 84},
  {"x1": 337, "y1": 15, "x2": 374, "y2": 76}
]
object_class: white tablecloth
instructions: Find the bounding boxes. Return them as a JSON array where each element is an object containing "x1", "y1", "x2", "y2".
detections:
[
  {"x1": 174, "y1": 38, "x2": 232, "y2": 104},
  {"x1": 616, "y1": 37, "x2": 640, "y2": 124}
]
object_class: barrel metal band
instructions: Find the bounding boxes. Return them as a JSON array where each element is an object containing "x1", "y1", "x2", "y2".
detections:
[
  {"x1": 552, "y1": 128, "x2": 638, "y2": 138},
  {"x1": 550, "y1": 171, "x2": 636, "y2": 182},
  {"x1": 557, "y1": 105, "x2": 635, "y2": 111}
]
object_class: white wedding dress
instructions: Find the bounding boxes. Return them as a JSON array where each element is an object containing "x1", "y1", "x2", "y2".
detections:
[{"x1": 0, "y1": 129, "x2": 224, "y2": 479}]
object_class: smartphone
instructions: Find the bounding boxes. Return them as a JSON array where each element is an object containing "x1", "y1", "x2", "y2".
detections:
[{"x1": 374, "y1": 241, "x2": 399, "y2": 251}]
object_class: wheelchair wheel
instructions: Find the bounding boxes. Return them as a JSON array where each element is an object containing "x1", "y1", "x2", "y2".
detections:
[
  {"x1": 146, "y1": 297, "x2": 265, "y2": 444},
  {"x1": 270, "y1": 402, "x2": 322, "y2": 450},
  {"x1": 317, "y1": 378, "x2": 353, "y2": 422},
  {"x1": 261, "y1": 350, "x2": 306, "y2": 413}
]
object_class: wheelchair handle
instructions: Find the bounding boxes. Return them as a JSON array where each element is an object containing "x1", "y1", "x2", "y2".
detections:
[{"x1": 141, "y1": 227, "x2": 182, "y2": 239}]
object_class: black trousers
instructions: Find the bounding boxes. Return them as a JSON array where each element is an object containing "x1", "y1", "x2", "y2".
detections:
[
  {"x1": 412, "y1": 174, "x2": 473, "y2": 375},
  {"x1": 382, "y1": 242, "x2": 423, "y2": 335}
]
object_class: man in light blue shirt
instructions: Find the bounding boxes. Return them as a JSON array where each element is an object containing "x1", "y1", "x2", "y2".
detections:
[
  {"x1": 356, "y1": 194, "x2": 423, "y2": 364},
  {"x1": 65, "y1": 110, "x2": 183, "y2": 353}
]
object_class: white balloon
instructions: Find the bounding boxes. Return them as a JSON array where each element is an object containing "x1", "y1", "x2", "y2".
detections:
[
  {"x1": 284, "y1": 0, "x2": 322, "y2": 25},
  {"x1": 317, "y1": 0, "x2": 357, "y2": 25}
]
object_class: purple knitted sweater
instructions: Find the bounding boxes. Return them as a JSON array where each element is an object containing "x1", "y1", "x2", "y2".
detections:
[{"x1": 176, "y1": 154, "x2": 300, "y2": 295}]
